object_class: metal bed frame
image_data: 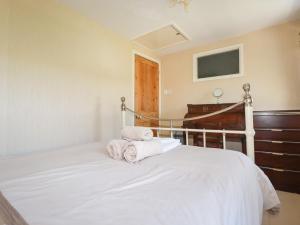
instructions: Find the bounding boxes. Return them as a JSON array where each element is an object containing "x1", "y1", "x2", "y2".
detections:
[{"x1": 121, "y1": 83, "x2": 255, "y2": 161}]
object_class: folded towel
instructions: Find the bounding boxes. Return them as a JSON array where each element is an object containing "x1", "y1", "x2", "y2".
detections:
[
  {"x1": 106, "y1": 139, "x2": 129, "y2": 160},
  {"x1": 121, "y1": 126, "x2": 153, "y2": 141},
  {"x1": 123, "y1": 141, "x2": 162, "y2": 163}
]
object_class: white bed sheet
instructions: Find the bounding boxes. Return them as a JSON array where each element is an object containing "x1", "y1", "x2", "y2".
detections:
[{"x1": 0, "y1": 143, "x2": 279, "y2": 225}]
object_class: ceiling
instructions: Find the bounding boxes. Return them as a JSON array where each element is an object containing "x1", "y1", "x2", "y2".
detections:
[{"x1": 57, "y1": 0, "x2": 300, "y2": 55}]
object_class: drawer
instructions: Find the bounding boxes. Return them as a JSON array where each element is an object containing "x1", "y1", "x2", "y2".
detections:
[
  {"x1": 255, "y1": 130, "x2": 300, "y2": 142},
  {"x1": 261, "y1": 167, "x2": 300, "y2": 193},
  {"x1": 255, "y1": 140, "x2": 300, "y2": 154},
  {"x1": 188, "y1": 104, "x2": 244, "y2": 114},
  {"x1": 255, "y1": 152, "x2": 300, "y2": 171},
  {"x1": 194, "y1": 140, "x2": 223, "y2": 150},
  {"x1": 195, "y1": 133, "x2": 244, "y2": 141},
  {"x1": 254, "y1": 114, "x2": 300, "y2": 129},
  {"x1": 198, "y1": 114, "x2": 244, "y2": 130},
  {"x1": 194, "y1": 141, "x2": 223, "y2": 149},
  {"x1": 194, "y1": 135, "x2": 221, "y2": 148}
]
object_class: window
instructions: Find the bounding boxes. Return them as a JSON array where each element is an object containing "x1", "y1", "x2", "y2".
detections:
[{"x1": 193, "y1": 44, "x2": 244, "y2": 82}]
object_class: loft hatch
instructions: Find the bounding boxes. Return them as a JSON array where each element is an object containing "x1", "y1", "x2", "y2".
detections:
[{"x1": 133, "y1": 24, "x2": 189, "y2": 50}]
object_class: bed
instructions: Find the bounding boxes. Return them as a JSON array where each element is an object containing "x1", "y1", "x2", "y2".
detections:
[
  {"x1": 0, "y1": 142, "x2": 279, "y2": 225},
  {"x1": 0, "y1": 83, "x2": 280, "y2": 225}
]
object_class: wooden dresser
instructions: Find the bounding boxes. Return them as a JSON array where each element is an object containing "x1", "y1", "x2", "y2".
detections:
[
  {"x1": 183, "y1": 103, "x2": 246, "y2": 153},
  {"x1": 254, "y1": 110, "x2": 300, "y2": 193}
]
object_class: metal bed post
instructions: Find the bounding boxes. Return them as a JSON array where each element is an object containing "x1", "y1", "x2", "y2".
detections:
[
  {"x1": 121, "y1": 97, "x2": 126, "y2": 129},
  {"x1": 203, "y1": 129, "x2": 206, "y2": 147},
  {"x1": 222, "y1": 130, "x2": 226, "y2": 150},
  {"x1": 185, "y1": 129, "x2": 189, "y2": 145},
  {"x1": 170, "y1": 120, "x2": 174, "y2": 138},
  {"x1": 243, "y1": 83, "x2": 255, "y2": 161}
]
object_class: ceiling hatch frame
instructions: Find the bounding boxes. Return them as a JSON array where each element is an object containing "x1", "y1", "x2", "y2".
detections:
[{"x1": 133, "y1": 23, "x2": 190, "y2": 50}]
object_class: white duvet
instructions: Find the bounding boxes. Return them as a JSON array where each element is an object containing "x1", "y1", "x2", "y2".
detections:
[{"x1": 0, "y1": 143, "x2": 279, "y2": 225}]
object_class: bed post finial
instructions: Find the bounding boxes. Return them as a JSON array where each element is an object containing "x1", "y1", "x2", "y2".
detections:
[
  {"x1": 242, "y1": 83, "x2": 255, "y2": 161},
  {"x1": 121, "y1": 97, "x2": 126, "y2": 128},
  {"x1": 243, "y1": 83, "x2": 252, "y2": 106},
  {"x1": 121, "y1": 97, "x2": 126, "y2": 111}
]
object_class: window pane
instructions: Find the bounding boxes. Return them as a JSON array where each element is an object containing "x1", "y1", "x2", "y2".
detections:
[{"x1": 197, "y1": 49, "x2": 239, "y2": 79}]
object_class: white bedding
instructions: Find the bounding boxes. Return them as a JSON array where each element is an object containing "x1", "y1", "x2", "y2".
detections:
[{"x1": 0, "y1": 143, "x2": 279, "y2": 225}]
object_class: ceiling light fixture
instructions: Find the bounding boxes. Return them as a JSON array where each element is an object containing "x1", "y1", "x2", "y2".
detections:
[{"x1": 170, "y1": 0, "x2": 191, "y2": 12}]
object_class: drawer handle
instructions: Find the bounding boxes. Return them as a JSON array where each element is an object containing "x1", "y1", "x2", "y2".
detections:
[
  {"x1": 271, "y1": 141, "x2": 283, "y2": 144},
  {"x1": 271, "y1": 152, "x2": 284, "y2": 156},
  {"x1": 271, "y1": 129, "x2": 283, "y2": 132},
  {"x1": 260, "y1": 166, "x2": 300, "y2": 173},
  {"x1": 272, "y1": 168, "x2": 285, "y2": 172}
]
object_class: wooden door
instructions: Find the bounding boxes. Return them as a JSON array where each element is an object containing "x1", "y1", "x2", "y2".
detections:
[{"x1": 135, "y1": 55, "x2": 159, "y2": 129}]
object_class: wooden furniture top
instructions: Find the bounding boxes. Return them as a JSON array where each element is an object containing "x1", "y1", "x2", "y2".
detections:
[{"x1": 183, "y1": 103, "x2": 245, "y2": 131}]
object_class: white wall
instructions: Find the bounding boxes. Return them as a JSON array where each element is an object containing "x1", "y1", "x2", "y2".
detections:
[
  {"x1": 0, "y1": 0, "x2": 9, "y2": 156},
  {"x1": 1, "y1": 0, "x2": 159, "y2": 155}
]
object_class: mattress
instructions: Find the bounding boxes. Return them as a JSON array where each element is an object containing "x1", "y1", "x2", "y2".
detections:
[{"x1": 0, "y1": 142, "x2": 279, "y2": 225}]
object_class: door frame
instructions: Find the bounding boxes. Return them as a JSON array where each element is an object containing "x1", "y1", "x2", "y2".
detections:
[{"x1": 132, "y1": 50, "x2": 161, "y2": 124}]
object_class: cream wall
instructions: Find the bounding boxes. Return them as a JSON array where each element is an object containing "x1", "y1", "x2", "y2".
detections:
[
  {"x1": 0, "y1": 0, "x2": 9, "y2": 156},
  {"x1": 161, "y1": 21, "x2": 300, "y2": 120},
  {"x1": 1, "y1": 0, "x2": 159, "y2": 156}
]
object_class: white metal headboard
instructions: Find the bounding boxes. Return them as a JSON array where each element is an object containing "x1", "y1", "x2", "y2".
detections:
[{"x1": 120, "y1": 83, "x2": 255, "y2": 161}]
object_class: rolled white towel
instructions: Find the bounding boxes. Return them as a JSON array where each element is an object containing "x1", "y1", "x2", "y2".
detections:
[
  {"x1": 121, "y1": 126, "x2": 153, "y2": 141},
  {"x1": 106, "y1": 139, "x2": 129, "y2": 160},
  {"x1": 123, "y1": 141, "x2": 162, "y2": 163}
]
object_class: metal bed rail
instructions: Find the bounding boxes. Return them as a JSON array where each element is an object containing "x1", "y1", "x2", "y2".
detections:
[{"x1": 121, "y1": 83, "x2": 255, "y2": 161}]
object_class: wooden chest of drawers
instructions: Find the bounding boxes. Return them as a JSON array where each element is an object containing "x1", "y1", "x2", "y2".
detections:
[
  {"x1": 183, "y1": 103, "x2": 246, "y2": 152},
  {"x1": 184, "y1": 103, "x2": 245, "y2": 130},
  {"x1": 254, "y1": 110, "x2": 300, "y2": 193}
]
